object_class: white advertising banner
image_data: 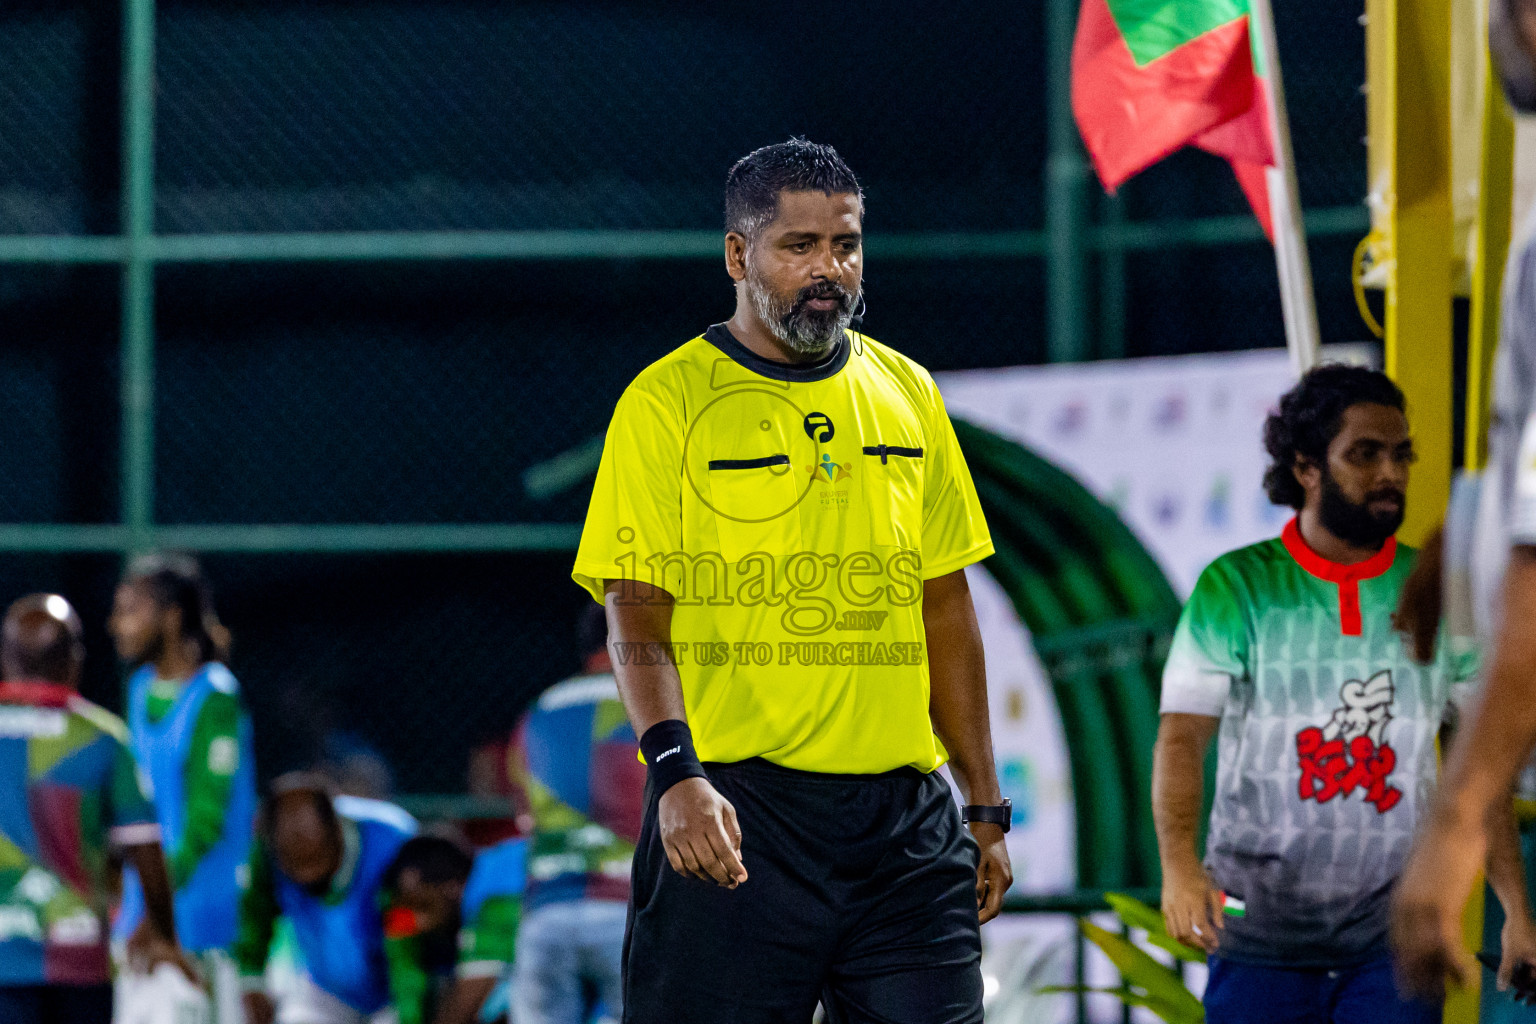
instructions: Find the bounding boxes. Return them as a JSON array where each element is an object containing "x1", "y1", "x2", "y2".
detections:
[
  {"x1": 963, "y1": 564, "x2": 1075, "y2": 896},
  {"x1": 938, "y1": 346, "x2": 1372, "y2": 596}
]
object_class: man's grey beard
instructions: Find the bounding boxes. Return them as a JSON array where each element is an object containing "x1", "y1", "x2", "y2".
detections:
[{"x1": 746, "y1": 266, "x2": 859, "y2": 358}]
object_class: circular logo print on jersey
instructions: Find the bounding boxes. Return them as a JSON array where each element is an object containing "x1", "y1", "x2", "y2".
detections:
[
  {"x1": 803, "y1": 411, "x2": 835, "y2": 443},
  {"x1": 683, "y1": 389, "x2": 820, "y2": 523}
]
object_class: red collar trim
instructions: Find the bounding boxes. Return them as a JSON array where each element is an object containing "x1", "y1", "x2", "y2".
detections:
[
  {"x1": 0, "y1": 680, "x2": 74, "y2": 708},
  {"x1": 1281, "y1": 518, "x2": 1397, "y2": 583}
]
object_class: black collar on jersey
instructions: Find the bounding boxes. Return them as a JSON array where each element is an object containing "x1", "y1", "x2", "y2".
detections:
[{"x1": 703, "y1": 323, "x2": 850, "y2": 383}]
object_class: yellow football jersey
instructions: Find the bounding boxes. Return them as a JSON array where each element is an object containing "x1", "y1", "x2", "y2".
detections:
[{"x1": 572, "y1": 324, "x2": 993, "y2": 774}]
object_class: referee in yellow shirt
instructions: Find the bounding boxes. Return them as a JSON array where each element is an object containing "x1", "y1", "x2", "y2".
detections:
[{"x1": 572, "y1": 138, "x2": 1012, "y2": 1024}]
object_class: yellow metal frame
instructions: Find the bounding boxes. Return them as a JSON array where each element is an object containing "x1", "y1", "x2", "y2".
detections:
[
  {"x1": 1468, "y1": 58, "x2": 1517, "y2": 472},
  {"x1": 1369, "y1": 0, "x2": 1518, "y2": 1020},
  {"x1": 1369, "y1": 0, "x2": 1453, "y2": 550}
]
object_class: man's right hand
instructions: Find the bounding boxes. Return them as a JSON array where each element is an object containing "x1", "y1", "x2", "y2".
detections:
[
  {"x1": 658, "y1": 777, "x2": 748, "y2": 888},
  {"x1": 124, "y1": 919, "x2": 200, "y2": 986},
  {"x1": 1161, "y1": 860, "x2": 1224, "y2": 954},
  {"x1": 243, "y1": 990, "x2": 276, "y2": 1024}
]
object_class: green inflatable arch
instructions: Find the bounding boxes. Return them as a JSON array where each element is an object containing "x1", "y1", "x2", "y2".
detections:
[{"x1": 954, "y1": 419, "x2": 1184, "y2": 890}]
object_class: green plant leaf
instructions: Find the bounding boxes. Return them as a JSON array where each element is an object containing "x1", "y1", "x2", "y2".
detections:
[
  {"x1": 1143, "y1": 932, "x2": 1208, "y2": 965},
  {"x1": 1036, "y1": 985, "x2": 1100, "y2": 994},
  {"x1": 1080, "y1": 919, "x2": 1205, "y2": 1020},
  {"x1": 1124, "y1": 988, "x2": 1205, "y2": 1024},
  {"x1": 1103, "y1": 893, "x2": 1206, "y2": 963},
  {"x1": 1105, "y1": 892, "x2": 1167, "y2": 934}
]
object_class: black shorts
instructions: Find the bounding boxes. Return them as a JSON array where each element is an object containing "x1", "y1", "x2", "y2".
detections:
[{"x1": 623, "y1": 758, "x2": 984, "y2": 1024}]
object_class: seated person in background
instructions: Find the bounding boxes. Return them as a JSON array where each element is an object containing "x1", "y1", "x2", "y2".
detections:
[
  {"x1": 504, "y1": 605, "x2": 642, "y2": 1024},
  {"x1": 235, "y1": 773, "x2": 418, "y2": 1024},
  {"x1": 383, "y1": 835, "x2": 527, "y2": 1024},
  {"x1": 0, "y1": 594, "x2": 192, "y2": 1024}
]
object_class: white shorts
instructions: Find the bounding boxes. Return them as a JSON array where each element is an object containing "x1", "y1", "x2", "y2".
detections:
[{"x1": 275, "y1": 974, "x2": 398, "y2": 1024}]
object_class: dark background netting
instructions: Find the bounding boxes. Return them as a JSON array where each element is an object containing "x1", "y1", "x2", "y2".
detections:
[{"x1": 0, "y1": 0, "x2": 1369, "y2": 793}]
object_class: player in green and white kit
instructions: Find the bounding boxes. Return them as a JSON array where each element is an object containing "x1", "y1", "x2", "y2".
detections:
[{"x1": 1153, "y1": 366, "x2": 1536, "y2": 1023}]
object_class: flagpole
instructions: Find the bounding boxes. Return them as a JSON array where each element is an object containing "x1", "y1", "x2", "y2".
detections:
[{"x1": 1249, "y1": 0, "x2": 1322, "y2": 374}]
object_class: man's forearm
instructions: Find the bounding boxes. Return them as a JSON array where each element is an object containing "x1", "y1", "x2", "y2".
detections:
[
  {"x1": 603, "y1": 579, "x2": 686, "y2": 735},
  {"x1": 432, "y1": 977, "x2": 499, "y2": 1024},
  {"x1": 922, "y1": 570, "x2": 1002, "y2": 804},
  {"x1": 125, "y1": 843, "x2": 178, "y2": 940},
  {"x1": 1486, "y1": 793, "x2": 1532, "y2": 924},
  {"x1": 1153, "y1": 715, "x2": 1216, "y2": 873},
  {"x1": 1440, "y1": 553, "x2": 1536, "y2": 831}
]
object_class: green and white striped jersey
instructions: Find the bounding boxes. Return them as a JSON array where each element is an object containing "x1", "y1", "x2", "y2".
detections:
[{"x1": 1161, "y1": 519, "x2": 1478, "y2": 967}]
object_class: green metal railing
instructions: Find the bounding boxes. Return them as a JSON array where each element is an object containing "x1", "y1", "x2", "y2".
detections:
[{"x1": 0, "y1": 0, "x2": 1368, "y2": 561}]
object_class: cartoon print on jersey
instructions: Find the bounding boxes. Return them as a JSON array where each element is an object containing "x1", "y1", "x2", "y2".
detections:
[{"x1": 1294, "y1": 670, "x2": 1402, "y2": 812}]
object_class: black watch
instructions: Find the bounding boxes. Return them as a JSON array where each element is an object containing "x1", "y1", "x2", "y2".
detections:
[{"x1": 961, "y1": 798, "x2": 1012, "y2": 833}]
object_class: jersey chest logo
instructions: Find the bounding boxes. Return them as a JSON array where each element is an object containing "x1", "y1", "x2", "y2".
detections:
[
  {"x1": 1293, "y1": 669, "x2": 1402, "y2": 813},
  {"x1": 808, "y1": 453, "x2": 852, "y2": 483},
  {"x1": 803, "y1": 412, "x2": 835, "y2": 442}
]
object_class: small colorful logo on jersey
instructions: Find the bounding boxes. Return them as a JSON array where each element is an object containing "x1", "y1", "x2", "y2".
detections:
[
  {"x1": 1295, "y1": 670, "x2": 1401, "y2": 813},
  {"x1": 807, "y1": 453, "x2": 851, "y2": 483}
]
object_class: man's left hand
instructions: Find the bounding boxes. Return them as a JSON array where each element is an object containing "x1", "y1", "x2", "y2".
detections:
[
  {"x1": 1501, "y1": 913, "x2": 1536, "y2": 998},
  {"x1": 1390, "y1": 813, "x2": 1484, "y2": 1000},
  {"x1": 970, "y1": 822, "x2": 1012, "y2": 924}
]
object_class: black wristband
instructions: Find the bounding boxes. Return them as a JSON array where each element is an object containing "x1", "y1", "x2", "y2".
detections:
[{"x1": 639, "y1": 719, "x2": 708, "y2": 798}]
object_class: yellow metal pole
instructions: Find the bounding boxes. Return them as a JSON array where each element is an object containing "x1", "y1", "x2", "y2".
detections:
[
  {"x1": 1367, "y1": 0, "x2": 1466, "y2": 1015},
  {"x1": 1374, "y1": 0, "x2": 1454, "y2": 549},
  {"x1": 1467, "y1": 58, "x2": 1517, "y2": 471}
]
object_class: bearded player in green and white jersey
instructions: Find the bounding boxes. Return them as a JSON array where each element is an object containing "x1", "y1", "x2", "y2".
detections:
[{"x1": 1152, "y1": 365, "x2": 1536, "y2": 1024}]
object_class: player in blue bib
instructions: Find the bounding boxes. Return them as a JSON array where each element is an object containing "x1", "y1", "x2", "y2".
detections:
[
  {"x1": 236, "y1": 775, "x2": 418, "y2": 1024},
  {"x1": 109, "y1": 554, "x2": 257, "y2": 1018}
]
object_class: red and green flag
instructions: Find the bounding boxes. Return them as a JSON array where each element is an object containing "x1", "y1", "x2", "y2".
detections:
[{"x1": 1072, "y1": 0, "x2": 1276, "y2": 238}]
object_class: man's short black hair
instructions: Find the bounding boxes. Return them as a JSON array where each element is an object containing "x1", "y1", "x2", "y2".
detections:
[
  {"x1": 725, "y1": 138, "x2": 863, "y2": 243},
  {"x1": 1262, "y1": 363, "x2": 1407, "y2": 510},
  {"x1": 385, "y1": 835, "x2": 474, "y2": 893}
]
